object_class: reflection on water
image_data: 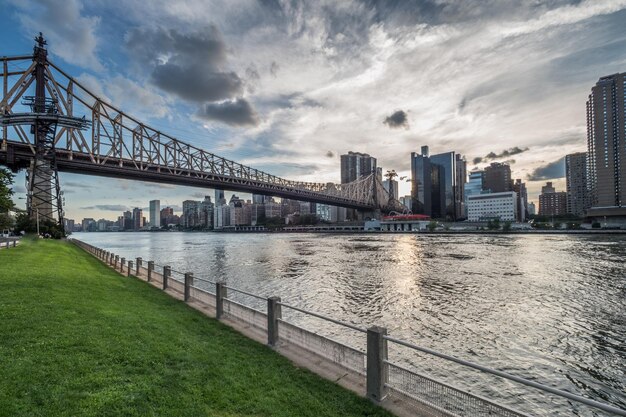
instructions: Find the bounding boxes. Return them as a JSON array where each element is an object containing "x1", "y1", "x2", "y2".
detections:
[{"x1": 76, "y1": 232, "x2": 626, "y2": 416}]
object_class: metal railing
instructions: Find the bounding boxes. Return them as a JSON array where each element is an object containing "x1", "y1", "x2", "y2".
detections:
[
  {"x1": 0, "y1": 238, "x2": 19, "y2": 249},
  {"x1": 70, "y1": 238, "x2": 626, "y2": 417}
]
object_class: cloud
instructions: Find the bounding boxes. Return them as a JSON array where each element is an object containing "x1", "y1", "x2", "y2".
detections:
[
  {"x1": 270, "y1": 61, "x2": 280, "y2": 77},
  {"x1": 473, "y1": 147, "x2": 529, "y2": 164},
  {"x1": 325, "y1": 151, "x2": 335, "y2": 158},
  {"x1": 383, "y1": 110, "x2": 409, "y2": 129},
  {"x1": 526, "y1": 158, "x2": 566, "y2": 181},
  {"x1": 14, "y1": 0, "x2": 103, "y2": 71},
  {"x1": 196, "y1": 98, "x2": 259, "y2": 127},
  {"x1": 81, "y1": 204, "x2": 130, "y2": 211}
]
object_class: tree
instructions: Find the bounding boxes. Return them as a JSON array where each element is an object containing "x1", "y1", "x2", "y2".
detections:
[
  {"x1": 502, "y1": 221, "x2": 512, "y2": 232},
  {"x1": 487, "y1": 218, "x2": 501, "y2": 230},
  {"x1": 0, "y1": 167, "x2": 16, "y2": 230},
  {"x1": 0, "y1": 167, "x2": 15, "y2": 212},
  {"x1": 426, "y1": 220, "x2": 437, "y2": 232}
]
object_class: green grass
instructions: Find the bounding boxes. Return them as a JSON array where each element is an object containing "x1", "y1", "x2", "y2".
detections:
[{"x1": 0, "y1": 239, "x2": 391, "y2": 417}]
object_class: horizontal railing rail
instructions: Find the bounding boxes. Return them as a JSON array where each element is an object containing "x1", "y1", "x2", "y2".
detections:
[
  {"x1": 383, "y1": 335, "x2": 626, "y2": 416},
  {"x1": 278, "y1": 301, "x2": 367, "y2": 333},
  {"x1": 69, "y1": 238, "x2": 626, "y2": 417}
]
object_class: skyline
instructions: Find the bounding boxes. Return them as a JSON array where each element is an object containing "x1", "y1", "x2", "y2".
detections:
[{"x1": 2, "y1": 1, "x2": 626, "y2": 220}]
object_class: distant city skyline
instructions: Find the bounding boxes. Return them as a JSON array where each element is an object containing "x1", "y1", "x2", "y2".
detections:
[{"x1": 2, "y1": 1, "x2": 626, "y2": 219}]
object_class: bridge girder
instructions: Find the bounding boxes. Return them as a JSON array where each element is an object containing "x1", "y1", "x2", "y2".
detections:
[{"x1": 1, "y1": 43, "x2": 406, "y2": 214}]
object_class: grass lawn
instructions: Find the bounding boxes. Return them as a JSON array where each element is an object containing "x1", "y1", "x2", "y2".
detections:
[{"x1": 0, "y1": 238, "x2": 392, "y2": 417}]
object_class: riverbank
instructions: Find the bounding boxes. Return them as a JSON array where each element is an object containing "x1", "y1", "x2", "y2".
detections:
[{"x1": 0, "y1": 238, "x2": 391, "y2": 417}]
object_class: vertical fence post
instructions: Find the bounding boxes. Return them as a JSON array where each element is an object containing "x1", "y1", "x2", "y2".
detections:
[
  {"x1": 120, "y1": 257, "x2": 126, "y2": 273},
  {"x1": 163, "y1": 266, "x2": 171, "y2": 290},
  {"x1": 147, "y1": 261, "x2": 154, "y2": 282},
  {"x1": 127, "y1": 261, "x2": 133, "y2": 277},
  {"x1": 184, "y1": 273, "x2": 193, "y2": 301},
  {"x1": 5, "y1": 241, "x2": 9, "y2": 249},
  {"x1": 267, "y1": 296, "x2": 282, "y2": 346},
  {"x1": 366, "y1": 326, "x2": 388, "y2": 403},
  {"x1": 136, "y1": 257, "x2": 142, "y2": 275},
  {"x1": 12, "y1": 240, "x2": 16, "y2": 247},
  {"x1": 216, "y1": 281, "x2": 227, "y2": 319}
]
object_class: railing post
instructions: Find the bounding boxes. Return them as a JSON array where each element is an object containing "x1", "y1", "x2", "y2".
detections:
[
  {"x1": 216, "y1": 281, "x2": 227, "y2": 319},
  {"x1": 366, "y1": 326, "x2": 388, "y2": 403},
  {"x1": 114, "y1": 255, "x2": 119, "y2": 269},
  {"x1": 184, "y1": 272, "x2": 193, "y2": 301},
  {"x1": 163, "y1": 266, "x2": 171, "y2": 290},
  {"x1": 267, "y1": 296, "x2": 282, "y2": 347},
  {"x1": 147, "y1": 261, "x2": 154, "y2": 282},
  {"x1": 12, "y1": 240, "x2": 16, "y2": 247},
  {"x1": 136, "y1": 257, "x2": 142, "y2": 275},
  {"x1": 120, "y1": 257, "x2": 126, "y2": 273},
  {"x1": 127, "y1": 261, "x2": 133, "y2": 277}
]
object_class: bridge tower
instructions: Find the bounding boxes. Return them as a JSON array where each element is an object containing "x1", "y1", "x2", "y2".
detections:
[{"x1": 0, "y1": 34, "x2": 90, "y2": 235}]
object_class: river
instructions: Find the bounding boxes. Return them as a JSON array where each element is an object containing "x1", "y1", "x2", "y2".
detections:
[{"x1": 74, "y1": 232, "x2": 626, "y2": 416}]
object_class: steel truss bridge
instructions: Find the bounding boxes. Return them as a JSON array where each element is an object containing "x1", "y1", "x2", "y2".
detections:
[{"x1": 1, "y1": 35, "x2": 405, "y2": 229}]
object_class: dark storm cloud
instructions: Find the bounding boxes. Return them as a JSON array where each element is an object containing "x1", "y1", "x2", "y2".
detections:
[
  {"x1": 384, "y1": 110, "x2": 409, "y2": 129},
  {"x1": 126, "y1": 26, "x2": 243, "y2": 102},
  {"x1": 81, "y1": 204, "x2": 130, "y2": 211},
  {"x1": 326, "y1": 151, "x2": 335, "y2": 158},
  {"x1": 473, "y1": 146, "x2": 529, "y2": 164},
  {"x1": 125, "y1": 26, "x2": 261, "y2": 127},
  {"x1": 196, "y1": 99, "x2": 260, "y2": 127},
  {"x1": 526, "y1": 158, "x2": 565, "y2": 181}
]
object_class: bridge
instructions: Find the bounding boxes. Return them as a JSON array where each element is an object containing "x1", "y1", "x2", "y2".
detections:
[{"x1": 0, "y1": 35, "x2": 405, "y2": 230}]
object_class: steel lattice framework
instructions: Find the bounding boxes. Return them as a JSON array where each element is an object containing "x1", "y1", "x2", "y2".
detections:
[{"x1": 1, "y1": 40, "x2": 406, "y2": 220}]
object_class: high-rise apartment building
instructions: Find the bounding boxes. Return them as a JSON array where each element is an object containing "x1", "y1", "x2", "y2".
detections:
[
  {"x1": 513, "y1": 179, "x2": 528, "y2": 222},
  {"x1": 382, "y1": 179, "x2": 399, "y2": 200},
  {"x1": 199, "y1": 196, "x2": 214, "y2": 228},
  {"x1": 483, "y1": 162, "x2": 513, "y2": 193},
  {"x1": 538, "y1": 182, "x2": 567, "y2": 216},
  {"x1": 340, "y1": 151, "x2": 377, "y2": 183},
  {"x1": 410, "y1": 146, "x2": 464, "y2": 220},
  {"x1": 586, "y1": 73, "x2": 626, "y2": 218},
  {"x1": 565, "y1": 152, "x2": 589, "y2": 217},
  {"x1": 182, "y1": 200, "x2": 200, "y2": 228},
  {"x1": 132, "y1": 207, "x2": 143, "y2": 230},
  {"x1": 455, "y1": 154, "x2": 467, "y2": 219},
  {"x1": 149, "y1": 200, "x2": 160, "y2": 229}
]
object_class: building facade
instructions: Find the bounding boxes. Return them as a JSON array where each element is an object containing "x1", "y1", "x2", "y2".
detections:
[
  {"x1": 467, "y1": 192, "x2": 518, "y2": 221},
  {"x1": 538, "y1": 182, "x2": 567, "y2": 216},
  {"x1": 382, "y1": 179, "x2": 399, "y2": 200},
  {"x1": 132, "y1": 208, "x2": 143, "y2": 230},
  {"x1": 410, "y1": 146, "x2": 464, "y2": 220},
  {"x1": 149, "y1": 200, "x2": 160, "y2": 229},
  {"x1": 483, "y1": 162, "x2": 512, "y2": 193},
  {"x1": 340, "y1": 151, "x2": 377, "y2": 183},
  {"x1": 565, "y1": 152, "x2": 589, "y2": 217},
  {"x1": 586, "y1": 73, "x2": 626, "y2": 218}
]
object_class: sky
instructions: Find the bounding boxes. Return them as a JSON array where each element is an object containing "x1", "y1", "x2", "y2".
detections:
[{"x1": 2, "y1": 0, "x2": 626, "y2": 221}]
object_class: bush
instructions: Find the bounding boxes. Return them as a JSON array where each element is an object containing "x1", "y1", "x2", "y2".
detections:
[
  {"x1": 426, "y1": 220, "x2": 437, "y2": 232},
  {"x1": 502, "y1": 221, "x2": 511, "y2": 232}
]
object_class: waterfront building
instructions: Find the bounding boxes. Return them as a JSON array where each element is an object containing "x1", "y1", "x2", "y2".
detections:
[
  {"x1": 455, "y1": 154, "x2": 467, "y2": 219},
  {"x1": 467, "y1": 191, "x2": 518, "y2": 221},
  {"x1": 483, "y1": 162, "x2": 513, "y2": 193},
  {"x1": 215, "y1": 203, "x2": 230, "y2": 229},
  {"x1": 528, "y1": 201, "x2": 536, "y2": 216},
  {"x1": 264, "y1": 199, "x2": 282, "y2": 219},
  {"x1": 316, "y1": 204, "x2": 346, "y2": 222},
  {"x1": 132, "y1": 207, "x2": 143, "y2": 230},
  {"x1": 122, "y1": 210, "x2": 133, "y2": 230},
  {"x1": 586, "y1": 73, "x2": 626, "y2": 219},
  {"x1": 160, "y1": 207, "x2": 173, "y2": 226},
  {"x1": 464, "y1": 170, "x2": 484, "y2": 216},
  {"x1": 214, "y1": 189, "x2": 225, "y2": 205},
  {"x1": 199, "y1": 196, "x2": 214, "y2": 229},
  {"x1": 340, "y1": 151, "x2": 377, "y2": 183},
  {"x1": 81, "y1": 218, "x2": 96, "y2": 232},
  {"x1": 251, "y1": 203, "x2": 265, "y2": 225},
  {"x1": 149, "y1": 200, "x2": 160, "y2": 229},
  {"x1": 565, "y1": 152, "x2": 589, "y2": 217},
  {"x1": 229, "y1": 195, "x2": 251, "y2": 226},
  {"x1": 299, "y1": 201, "x2": 312, "y2": 215},
  {"x1": 538, "y1": 182, "x2": 567, "y2": 216},
  {"x1": 182, "y1": 200, "x2": 200, "y2": 228},
  {"x1": 411, "y1": 146, "x2": 463, "y2": 220},
  {"x1": 96, "y1": 218, "x2": 109, "y2": 232},
  {"x1": 513, "y1": 179, "x2": 528, "y2": 222},
  {"x1": 281, "y1": 198, "x2": 301, "y2": 217},
  {"x1": 63, "y1": 218, "x2": 75, "y2": 232}
]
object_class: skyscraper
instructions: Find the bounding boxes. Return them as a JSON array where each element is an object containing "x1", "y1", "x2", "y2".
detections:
[
  {"x1": 382, "y1": 179, "x2": 399, "y2": 200},
  {"x1": 538, "y1": 182, "x2": 567, "y2": 216},
  {"x1": 132, "y1": 207, "x2": 143, "y2": 230},
  {"x1": 513, "y1": 179, "x2": 528, "y2": 222},
  {"x1": 410, "y1": 146, "x2": 464, "y2": 220},
  {"x1": 483, "y1": 162, "x2": 512, "y2": 193},
  {"x1": 149, "y1": 200, "x2": 160, "y2": 229},
  {"x1": 586, "y1": 73, "x2": 626, "y2": 218},
  {"x1": 565, "y1": 152, "x2": 588, "y2": 217},
  {"x1": 340, "y1": 151, "x2": 377, "y2": 183}
]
